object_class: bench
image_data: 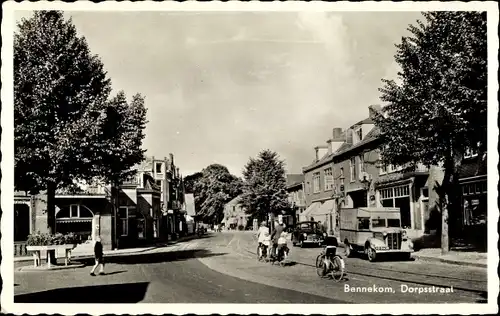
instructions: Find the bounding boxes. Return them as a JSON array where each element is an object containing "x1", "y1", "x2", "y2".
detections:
[{"x1": 26, "y1": 244, "x2": 77, "y2": 268}]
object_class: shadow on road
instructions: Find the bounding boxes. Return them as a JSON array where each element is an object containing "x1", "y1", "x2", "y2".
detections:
[
  {"x1": 76, "y1": 249, "x2": 227, "y2": 266},
  {"x1": 100, "y1": 270, "x2": 127, "y2": 276},
  {"x1": 15, "y1": 282, "x2": 150, "y2": 303}
]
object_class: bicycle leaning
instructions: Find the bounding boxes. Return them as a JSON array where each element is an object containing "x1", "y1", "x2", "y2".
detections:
[{"x1": 315, "y1": 236, "x2": 345, "y2": 282}]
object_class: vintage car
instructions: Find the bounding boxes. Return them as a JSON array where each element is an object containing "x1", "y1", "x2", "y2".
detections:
[
  {"x1": 339, "y1": 207, "x2": 414, "y2": 262},
  {"x1": 291, "y1": 221, "x2": 325, "y2": 248}
]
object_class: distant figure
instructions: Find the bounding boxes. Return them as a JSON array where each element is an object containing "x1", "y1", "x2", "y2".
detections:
[
  {"x1": 90, "y1": 236, "x2": 104, "y2": 276},
  {"x1": 317, "y1": 221, "x2": 326, "y2": 235}
]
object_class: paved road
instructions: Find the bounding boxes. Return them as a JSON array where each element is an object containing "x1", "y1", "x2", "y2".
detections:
[
  {"x1": 14, "y1": 235, "x2": 342, "y2": 304},
  {"x1": 199, "y1": 232, "x2": 488, "y2": 304},
  {"x1": 14, "y1": 232, "x2": 488, "y2": 304}
]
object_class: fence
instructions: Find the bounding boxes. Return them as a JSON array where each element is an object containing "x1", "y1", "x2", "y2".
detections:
[{"x1": 14, "y1": 241, "x2": 29, "y2": 257}]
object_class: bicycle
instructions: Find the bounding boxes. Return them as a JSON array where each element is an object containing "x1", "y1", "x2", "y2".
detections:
[{"x1": 315, "y1": 244, "x2": 345, "y2": 282}]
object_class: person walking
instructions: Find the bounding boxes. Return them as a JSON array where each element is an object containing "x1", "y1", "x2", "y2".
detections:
[
  {"x1": 271, "y1": 220, "x2": 284, "y2": 259},
  {"x1": 90, "y1": 236, "x2": 105, "y2": 276}
]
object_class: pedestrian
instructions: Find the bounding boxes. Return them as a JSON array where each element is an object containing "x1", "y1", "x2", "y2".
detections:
[
  {"x1": 317, "y1": 220, "x2": 326, "y2": 235},
  {"x1": 90, "y1": 236, "x2": 105, "y2": 276},
  {"x1": 271, "y1": 220, "x2": 284, "y2": 259}
]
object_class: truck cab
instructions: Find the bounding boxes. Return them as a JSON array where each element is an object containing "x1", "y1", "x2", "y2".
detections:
[{"x1": 339, "y1": 207, "x2": 414, "y2": 262}]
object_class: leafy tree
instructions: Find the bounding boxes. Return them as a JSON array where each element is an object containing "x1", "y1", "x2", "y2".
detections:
[
  {"x1": 239, "y1": 150, "x2": 290, "y2": 227},
  {"x1": 184, "y1": 172, "x2": 203, "y2": 194},
  {"x1": 14, "y1": 11, "x2": 147, "y2": 238},
  {"x1": 193, "y1": 164, "x2": 242, "y2": 223},
  {"x1": 373, "y1": 12, "x2": 486, "y2": 253}
]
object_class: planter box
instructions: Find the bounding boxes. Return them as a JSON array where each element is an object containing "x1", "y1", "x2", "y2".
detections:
[{"x1": 26, "y1": 244, "x2": 77, "y2": 268}]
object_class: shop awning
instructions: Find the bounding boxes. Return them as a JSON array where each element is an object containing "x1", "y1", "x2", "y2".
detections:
[
  {"x1": 309, "y1": 199, "x2": 335, "y2": 217},
  {"x1": 300, "y1": 202, "x2": 321, "y2": 221}
]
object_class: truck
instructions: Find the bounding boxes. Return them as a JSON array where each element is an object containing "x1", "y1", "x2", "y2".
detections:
[{"x1": 339, "y1": 207, "x2": 414, "y2": 262}]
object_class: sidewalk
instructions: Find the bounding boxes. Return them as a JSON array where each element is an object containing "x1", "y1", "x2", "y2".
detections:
[
  {"x1": 412, "y1": 248, "x2": 487, "y2": 268},
  {"x1": 14, "y1": 234, "x2": 199, "y2": 263}
]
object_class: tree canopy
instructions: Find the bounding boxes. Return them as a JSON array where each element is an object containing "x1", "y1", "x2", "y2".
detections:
[
  {"x1": 373, "y1": 12, "x2": 487, "y2": 252},
  {"x1": 184, "y1": 172, "x2": 203, "y2": 194},
  {"x1": 14, "y1": 11, "x2": 148, "y2": 234},
  {"x1": 374, "y1": 11, "x2": 486, "y2": 168},
  {"x1": 239, "y1": 150, "x2": 290, "y2": 222},
  {"x1": 193, "y1": 164, "x2": 242, "y2": 223}
]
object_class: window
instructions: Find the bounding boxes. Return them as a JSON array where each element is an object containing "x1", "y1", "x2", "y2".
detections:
[
  {"x1": 148, "y1": 206, "x2": 159, "y2": 238},
  {"x1": 464, "y1": 144, "x2": 479, "y2": 159},
  {"x1": 349, "y1": 157, "x2": 356, "y2": 182},
  {"x1": 358, "y1": 217, "x2": 370, "y2": 230},
  {"x1": 379, "y1": 185, "x2": 411, "y2": 228},
  {"x1": 388, "y1": 164, "x2": 404, "y2": 173},
  {"x1": 156, "y1": 163, "x2": 163, "y2": 174},
  {"x1": 359, "y1": 155, "x2": 365, "y2": 174},
  {"x1": 70, "y1": 205, "x2": 79, "y2": 218},
  {"x1": 387, "y1": 219, "x2": 401, "y2": 227},
  {"x1": 324, "y1": 168, "x2": 334, "y2": 191},
  {"x1": 137, "y1": 216, "x2": 146, "y2": 239},
  {"x1": 356, "y1": 127, "x2": 363, "y2": 141},
  {"x1": 119, "y1": 207, "x2": 130, "y2": 236},
  {"x1": 313, "y1": 172, "x2": 321, "y2": 193},
  {"x1": 371, "y1": 218, "x2": 386, "y2": 228},
  {"x1": 379, "y1": 164, "x2": 388, "y2": 175},
  {"x1": 340, "y1": 167, "x2": 345, "y2": 185}
]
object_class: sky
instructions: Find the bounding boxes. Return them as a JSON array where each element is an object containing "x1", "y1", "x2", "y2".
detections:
[{"x1": 15, "y1": 10, "x2": 422, "y2": 178}]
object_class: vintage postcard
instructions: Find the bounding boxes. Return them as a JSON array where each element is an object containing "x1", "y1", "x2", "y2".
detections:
[{"x1": 1, "y1": 1, "x2": 498, "y2": 315}]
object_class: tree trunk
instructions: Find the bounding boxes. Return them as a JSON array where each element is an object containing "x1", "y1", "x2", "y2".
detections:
[
  {"x1": 441, "y1": 153, "x2": 462, "y2": 255},
  {"x1": 46, "y1": 181, "x2": 57, "y2": 263},
  {"x1": 46, "y1": 182, "x2": 57, "y2": 234}
]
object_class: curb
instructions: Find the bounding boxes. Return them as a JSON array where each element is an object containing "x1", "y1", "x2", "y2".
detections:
[
  {"x1": 16, "y1": 263, "x2": 85, "y2": 272},
  {"x1": 413, "y1": 254, "x2": 487, "y2": 268},
  {"x1": 14, "y1": 234, "x2": 202, "y2": 263}
]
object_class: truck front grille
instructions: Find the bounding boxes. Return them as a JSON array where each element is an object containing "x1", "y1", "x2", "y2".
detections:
[{"x1": 386, "y1": 233, "x2": 401, "y2": 250}]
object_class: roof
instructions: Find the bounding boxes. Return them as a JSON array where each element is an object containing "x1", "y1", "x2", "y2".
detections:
[
  {"x1": 286, "y1": 174, "x2": 304, "y2": 188},
  {"x1": 459, "y1": 154, "x2": 487, "y2": 179},
  {"x1": 353, "y1": 117, "x2": 374, "y2": 126},
  {"x1": 303, "y1": 126, "x2": 381, "y2": 172},
  {"x1": 225, "y1": 195, "x2": 241, "y2": 206}
]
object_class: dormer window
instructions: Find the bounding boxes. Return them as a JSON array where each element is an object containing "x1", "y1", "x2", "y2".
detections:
[
  {"x1": 155, "y1": 163, "x2": 163, "y2": 174},
  {"x1": 353, "y1": 126, "x2": 363, "y2": 144}
]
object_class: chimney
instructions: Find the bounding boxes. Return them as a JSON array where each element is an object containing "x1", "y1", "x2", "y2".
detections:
[
  {"x1": 332, "y1": 127, "x2": 343, "y2": 140},
  {"x1": 368, "y1": 104, "x2": 382, "y2": 119},
  {"x1": 329, "y1": 127, "x2": 346, "y2": 153}
]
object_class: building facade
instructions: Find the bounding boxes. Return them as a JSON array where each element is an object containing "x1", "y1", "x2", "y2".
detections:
[
  {"x1": 13, "y1": 154, "x2": 186, "y2": 255},
  {"x1": 300, "y1": 105, "x2": 487, "y2": 247},
  {"x1": 222, "y1": 196, "x2": 249, "y2": 230},
  {"x1": 286, "y1": 174, "x2": 306, "y2": 227}
]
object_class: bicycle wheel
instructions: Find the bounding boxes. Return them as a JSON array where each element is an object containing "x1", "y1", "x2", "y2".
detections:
[
  {"x1": 315, "y1": 254, "x2": 326, "y2": 277},
  {"x1": 331, "y1": 255, "x2": 345, "y2": 281}
]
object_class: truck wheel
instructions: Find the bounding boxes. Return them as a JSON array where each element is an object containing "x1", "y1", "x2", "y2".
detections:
[{"x1": 367, "y1": 247, "x2": 377, "y2": 262}]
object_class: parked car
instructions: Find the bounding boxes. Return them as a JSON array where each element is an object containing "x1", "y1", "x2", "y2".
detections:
[
  {"x1": 291, "y1": 221, "x2": 325, "y2": 248},
  {"x1": 340, "y1": 207, "x2": 414, "y2": 262}
]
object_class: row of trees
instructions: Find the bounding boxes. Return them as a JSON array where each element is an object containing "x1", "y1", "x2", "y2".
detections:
[
  {"x1": 185, "y1": 150, "x2": 291, "y2": 227},
  {"x1": 14, "y1": 11, "x2": 148, "y2": 235}
]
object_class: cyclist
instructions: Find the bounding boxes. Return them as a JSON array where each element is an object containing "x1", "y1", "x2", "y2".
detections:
[
  {"x1": 276, "y1": 224, "x2": 289, "y2": 262},
  {"x1": 256, "y1": 221, "x2": 270, "y2": 259},
  {"x1": 271, "y1": 220, "x2": 284, "y2": 259}
]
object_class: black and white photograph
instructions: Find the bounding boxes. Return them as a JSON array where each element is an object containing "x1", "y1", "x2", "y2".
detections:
[{"x1": 1, "y1": 1, "x2": 498, "y2": 315}]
